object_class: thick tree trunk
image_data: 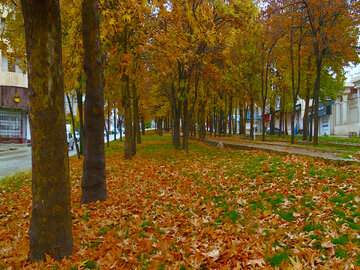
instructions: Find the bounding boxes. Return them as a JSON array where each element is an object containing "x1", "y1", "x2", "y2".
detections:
[
  {"x1": 66, "y1": 94, "x2": 80, "y2": 159},
  {"x1": 81, "y1": 0, "x2": 107, "y2": 203},
  {"x1": 21, "y1": 0, "x2": 74, "y2": 261}
]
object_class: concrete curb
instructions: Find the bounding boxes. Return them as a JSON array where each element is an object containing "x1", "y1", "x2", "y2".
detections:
[
  {"x1": 202, "y1": 138, "x2": 360, "y2": 166},
  {"x1": 0, "y1": 148, "x2": 29, "y2": 157}
]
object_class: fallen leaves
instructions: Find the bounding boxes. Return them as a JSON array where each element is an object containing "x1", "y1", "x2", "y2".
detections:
[{"x1": 0, "y1": 134, "x2": 359, "y2": 268}]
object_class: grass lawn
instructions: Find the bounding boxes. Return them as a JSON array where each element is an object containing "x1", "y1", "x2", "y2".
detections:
[
  {"x1": 263, "y1": 134, "x2": 360, "y2": 145},
  {"x1": 1, "y1": 134, "x2": 359, "y2": 269}
]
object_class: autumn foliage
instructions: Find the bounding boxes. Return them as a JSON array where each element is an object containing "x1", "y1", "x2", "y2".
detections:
[{"x1": 1, "y1": 135, "x2": 360, "y2": 268}]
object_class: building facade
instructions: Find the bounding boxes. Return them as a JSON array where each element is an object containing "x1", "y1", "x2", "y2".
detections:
[
  {"x1": 0, "y1": 51, "x2": 29, "y2": 143},
  {"x1": 333, "y1": 75, "x2": 360, "y2": 136}
]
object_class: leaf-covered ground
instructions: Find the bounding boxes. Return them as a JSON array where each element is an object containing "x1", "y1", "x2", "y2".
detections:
[{"x1": 1, "y1": 134, "x2": 359, "y2": 269}]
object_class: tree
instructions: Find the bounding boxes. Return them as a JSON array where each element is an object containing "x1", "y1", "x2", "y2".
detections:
[
  {"x1": 81, "y1": 0, "x2": 107, "y2": 203},
  {"x1": 21, "y1": 0, "x2": 73, "y2": 261},
  {"x1": 300, "y1": 0, "x2": 359, "y2": 145}
]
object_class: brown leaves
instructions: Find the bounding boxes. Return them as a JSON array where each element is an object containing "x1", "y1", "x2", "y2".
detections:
[{"x1": 0, "y1": 135, "x2": 359, "y2": 268}]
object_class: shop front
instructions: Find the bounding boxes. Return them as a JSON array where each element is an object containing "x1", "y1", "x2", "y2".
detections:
[{"x1": 0, "y1": 86, "x2": 29, "y2": 143}]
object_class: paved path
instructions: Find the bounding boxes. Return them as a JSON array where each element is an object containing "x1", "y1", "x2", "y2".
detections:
[{"x1": 204, "y1": 138, "x2": 360, "y2": 166}]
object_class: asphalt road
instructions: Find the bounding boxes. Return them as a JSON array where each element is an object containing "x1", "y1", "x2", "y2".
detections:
[{"x1": 0, "y1": 133, "x2": 119, "y2": 179}]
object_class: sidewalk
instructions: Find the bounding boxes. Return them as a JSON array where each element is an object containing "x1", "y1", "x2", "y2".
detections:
[
  {"x1": 0, "y1": 143, "x2": 30, "y2": 157},
  {"x1": 203, "y1": 137, "x2": 360, "y2": 166}
]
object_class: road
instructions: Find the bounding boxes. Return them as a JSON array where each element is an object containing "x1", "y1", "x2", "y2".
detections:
[{"x1": 0, "y1": 133, "x2": 119, "y2": 179}]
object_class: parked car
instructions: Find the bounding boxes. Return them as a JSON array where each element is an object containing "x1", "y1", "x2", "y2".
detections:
[
  {"x1": 266, "y1": 127, "x2": 280, "y2": 135},
  {"x1": 67, "y1": 132, "x2": 74, "y2": 150}
]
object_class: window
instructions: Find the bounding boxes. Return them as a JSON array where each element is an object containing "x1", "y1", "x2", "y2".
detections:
[
  {"x1": 1, "y1": 55, "x2": 8, "y2": 72},
  {"x1": 0, "y1": 110, "x2": 21, "y2": 138}
]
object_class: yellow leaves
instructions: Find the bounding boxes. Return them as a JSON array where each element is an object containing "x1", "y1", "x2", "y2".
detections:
[{"x1": 122, "y1": 14, "x2": 131, "y2": 23}]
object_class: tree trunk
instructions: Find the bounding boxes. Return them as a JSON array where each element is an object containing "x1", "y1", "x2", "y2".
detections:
[
  {"x1": 141, "y1": 116, "x2": 145, "y2": 135},
  {"x1": 182, "y1": 98, "x2": 189, "y2": 152},
  {"x1": 284, "y1": 111, "x2": 288, "y2": 136},
  {"x1": 81, "y1": 0, "x2": 107, "y2": 203},
  {"x1": 309, "y1": 106, "x2": 313, "y2": 142},
  {"x1": 76, "y1": 89, "x2": 84, "y2": 155},
  {"x1": 107, "y1": 101, "x2": 110, "y2": 147},
  {"x1": 157, "y1": 117, "x2": 163, "y2": 136},
  {"x1": 133, "y1": 85, "x2": 141, "y2": 144},
  {"x1": 303, "y1": 62, "x2": 311, "y2": 141},
  {"x1": 119, "y1": 117, "x2": 123, "y2": 141},
  {"x1": 234, "y1": 105, "x2": 237, "y2": 135},
  {"x1": 228, "y1": 95, "x2": 232, "y2": 136},
  {"x1": 313, "y1": 59, "x2": 322, "y2": 145},
  {"x1": 209, "y1": 108, "x2": 213, "y2": 136},
  {"x1": 113, "y1": 108, "x2": 116, "y2": 141},
  {"x1": 66, "y1": 93, "x2": 80, "y2": 159},
  {"x1": 270, "y1": 104, "x2": 275, "y2": 135},
  {"x1": 200, "y1": 101, "x2": 206, "y2": 140},
  {"x1": 131, "y1": 83, "x2": 136, "y2": 156},
  {"x1": 279, "y1": 96, "x2": 283, "y2": 137},
  {"x1": 171, "y1": 81, "x2": 181, "y2": 149},
  {"x1": 21, "y1": 0, "x2": 74, "y2": 261},
  {"x1": 250, "y1": 97, "x2": 254, "y2": 139},
  {"x1": 239, "y1": 105, "x2": 244, "y2": 135},
  {"x1": 123, "y1": 75, "x2": 132, "y2": 159}
]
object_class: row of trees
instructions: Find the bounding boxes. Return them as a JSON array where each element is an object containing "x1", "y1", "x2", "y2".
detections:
[{"x1": 0, "y1": 0, "x2": 359, "y2": 262}]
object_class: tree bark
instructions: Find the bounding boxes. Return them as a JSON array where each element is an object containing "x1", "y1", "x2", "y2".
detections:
[
  {"x1": 133, "y1": 84, "x2": 141, "y2": 144},
  {"x1": 313, "y1": 58, "x2": 322, "y2": 145},
  {"x1": 119, "y1": 116, "x2": 123, "y2": 141},
  {"x1": 228, "y1": 94, "x2": 232, "y2": 136},
  {"x1": 131, "y1": 83, "x2": 136, "y2": 156},
  {"x1": 141, "y1": 116, "x2": 145, "y2": 135},
  {"x1": 76, "y1": 89, "x2": 84, "y2": 155},
  {"x1": 270, "y1": 104, "x2": 275, "y2": 135},
  {"x1": 81, "y1": 0, "x2": 107, "y2": 203},
  {"x1": 21, "y1": 0, "x2": 74, "y2": 261},
  {"x1": 303, "y1": 62, "x2": 311, "y2": 141},
  {"x1": 157, "y1": 117, "x2": 163, "y2": 136},
  {"x1": 107, "y1": 100, "x2": 110, "y2": 147},
  {"x1": 182, "y1": 98, "x2": 189, "y2": 152},
  {"x1": 123, "y1": 75, "x2": 132, "y2": 159},
  {"x1": 250, "y1": 97, "x2": 254, "y2": 139},
  {"x1": 113, "y1": 108, "x2": 116, "y2": 141}
]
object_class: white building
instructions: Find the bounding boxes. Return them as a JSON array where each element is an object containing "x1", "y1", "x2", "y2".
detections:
[{"x1": 333, "y1": 75, "x2": 360, "y2": 136}]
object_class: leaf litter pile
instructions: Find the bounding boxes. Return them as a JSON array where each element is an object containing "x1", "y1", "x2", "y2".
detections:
[{"x1": 1, "y1": 134, "x2": 359, "y2": 269}]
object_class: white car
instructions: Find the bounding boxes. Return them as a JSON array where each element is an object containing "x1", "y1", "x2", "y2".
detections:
[{"x1": 67, "y1": 132, "x2": 74, "y2": 150}]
